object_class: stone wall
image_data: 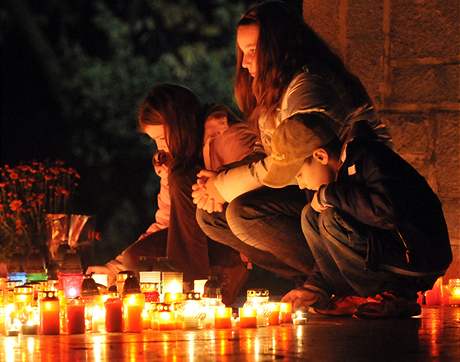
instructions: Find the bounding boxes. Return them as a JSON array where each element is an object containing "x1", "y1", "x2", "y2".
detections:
[{"x1": 303, "y1": 0, "x2": 460, "y2": 278}]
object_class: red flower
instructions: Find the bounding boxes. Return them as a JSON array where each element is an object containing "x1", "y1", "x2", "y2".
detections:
[
  {"x1": 9, "y1": 172, "x2": 19, "y2": 180},
  {"x1": 9, "y1": 200, "x2": 23, "y2": 211}
]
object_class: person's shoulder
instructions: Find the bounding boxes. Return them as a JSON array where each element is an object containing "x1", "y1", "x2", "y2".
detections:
[
  {"x1": 346, "y1": 137, "x2": 392, "y2": 163},
  {"x1": 286, "y1": 62, "x2": 331, "y2": 93}
]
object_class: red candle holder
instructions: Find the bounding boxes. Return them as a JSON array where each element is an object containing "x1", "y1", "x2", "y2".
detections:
[
  {"x1": 66, "y1": 298, "x2": 85, "y2": 334},
  {"x1": 40, "y1": 291, "x2": 60, "y2": 335},
  {"x1": 58, "y1": 272, "x2": 83, "y2": 299},
  {"x1": 105, "y1": 291, "x2": 123, "y2": 333}
]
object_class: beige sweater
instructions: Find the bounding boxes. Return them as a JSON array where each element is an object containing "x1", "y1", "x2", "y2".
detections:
[{"x1": 214, "y1": 69, "x2": 391, "y2": 202}]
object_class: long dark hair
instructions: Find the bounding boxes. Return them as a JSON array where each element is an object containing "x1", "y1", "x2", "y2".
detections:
[
  {"x1": 138, "y1": 84, "x2": 204, "y2": 170},
  {"x1": 234, "y1": 0, "x2": 369, "y2": 128}
]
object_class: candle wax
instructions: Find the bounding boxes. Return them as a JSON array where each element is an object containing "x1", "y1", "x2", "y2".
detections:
[
  {"x1": 239, "y1": 316, "x2": 257, "y2": 328},
  {"x1": 40, "y1": 301, "x2": 60, "y2": 335},
  {"x1": 67, "y1": 303, "x2": 85, "y2": 334},
  {"x1": 214, "y1": 317, "x2": 232, "y2": 329},
  {"x1": 124, "y1": 304, "x2": 143, "y2": 333},
  {"x1": 105, "y1": 298, "x2": 123, "y2": 333},
  {"x1": 268, "y1": 311, "x2": 280, "y2": 325}
]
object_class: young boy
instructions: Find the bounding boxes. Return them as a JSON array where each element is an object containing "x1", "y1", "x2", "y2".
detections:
[{"x1": 263, "y1": 113, "x2": 452, "y2": 318}]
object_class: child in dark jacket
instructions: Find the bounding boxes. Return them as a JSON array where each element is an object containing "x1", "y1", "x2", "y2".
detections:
[{"x1": 263, "y1": 112, "x2": 452, "y2": 319}]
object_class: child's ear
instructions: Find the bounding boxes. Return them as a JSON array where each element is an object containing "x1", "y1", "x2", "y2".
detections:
[{"x1": 312, "y1": 148, "x2": 329, "y2": 165}]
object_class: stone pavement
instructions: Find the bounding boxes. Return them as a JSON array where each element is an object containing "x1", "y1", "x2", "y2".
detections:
[{"x1": 1, "y1": 307, "x2": 459, "y2": 361}]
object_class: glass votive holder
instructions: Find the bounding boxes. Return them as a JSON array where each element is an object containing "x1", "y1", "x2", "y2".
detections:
[{"x1": 448, "y1": 279, "x2": 460, "y2": 306}]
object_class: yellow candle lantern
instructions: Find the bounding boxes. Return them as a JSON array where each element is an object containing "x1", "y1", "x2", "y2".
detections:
[
  {"x1": 162, "y1": 271, "x2": 183, "y2": 295},
  {"x1": 194, "y1": 279, "x2": 208, "y2": 297},
  {"x1": 4, "y1": 303, "x2": 21, "y2": 336},
  {"x1": 239, "y1": 306, "x2": 257, "y2": 328},
  {"x1": 156, "y1": 303, "x2": 176, "y2": 331},
  {"x1": 268, "y1": 302, "x2": 280, "y2": 326},
  {"x1": 164, "y1": 292, "x2": 184, "y2": 304},
  {"x1": 279, "y1": 302, "x2": 292, "y2": 324},
  {"x1": 181, "y1": 292, "x2": 204, "y2": 330},
  {"x1": 245, "y1": 289, "x2": 270, "y2": 327},
  {"x1": 21, "y1": 305, "x2": 39, "y2": 335},
  {"x1": 123, "y1": 274, "x2": 145, "y2": 333},
  {"x1": 448, "y1": 279, "x2": 460, "y2": 305},
  {"x1": 81, "y1": 274, "x2": 103, "y2": 332},
  {"x1": 14, "y1": 285, "x2": 33, "y2": 310},
  {"x1": 293, "y1": 310, "x2": 308, "y2": 325},
  {"x1": 214, "y1": 306, "x2": 232, "y2": 329}
]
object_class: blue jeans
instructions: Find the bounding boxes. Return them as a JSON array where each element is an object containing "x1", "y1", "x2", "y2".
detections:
[
  {"x1": 196, "y1": 186, "x2": 315, "y2": 279},
  {"x1": 302, "y1": 206, "x2": 437, "y2": 298}
]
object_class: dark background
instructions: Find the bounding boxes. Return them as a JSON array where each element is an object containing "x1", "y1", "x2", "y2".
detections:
[{"x1": 3, "y1": 0, "x2": 302, "y2": 263}]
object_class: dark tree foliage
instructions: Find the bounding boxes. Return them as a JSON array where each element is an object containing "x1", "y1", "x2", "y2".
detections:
[{"x1": 1, "y1": 0, "x2": 253, "y2": 263}]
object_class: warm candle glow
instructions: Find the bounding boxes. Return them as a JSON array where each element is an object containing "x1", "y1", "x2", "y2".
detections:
[
  {"x1": 448, "y1": 279, "x2": 460, "y2": 305},
  {"x1": 123, "y1": 293, "x2": 145, "y2": 333},
  {"x1": 40, "y1": 291, "x2": 60, "y2": 335},
  {"x1": 214, "y1": 307, "x2": 232, "y2": 329},
  {"x1": 279, "y1": 302, "x2": 292, "y2": 323},
  {"x1": 162, "y1": 272, "x2": 183, "y2": 295},
  {"x1": 164, "y1": 292, "x2": 183, "y2": 303},
  {"x1": 92, "y1": 274, "x2": 108, "y2": 287},
  {"x1": 268, "y1": 303, "x2": 280, "y2": 326},
  {"x1": 105, "y1": 295, "x2": 123, "y2": 333},
  {"x1": 239, "y1": 306, "x2": 257, "y2": 328}
]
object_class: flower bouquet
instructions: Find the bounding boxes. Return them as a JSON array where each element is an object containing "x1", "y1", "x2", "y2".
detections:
[{"x1": 0, "y1": 161, "x2": 80, "y2": 263}]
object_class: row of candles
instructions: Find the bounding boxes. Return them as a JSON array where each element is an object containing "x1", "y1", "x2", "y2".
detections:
[
  {"x1": 0, "y1": 270, "x2": 299, "y2": 336},
  {"x1": 418, "y1": 277, "x2": 460, "y2": 306}
]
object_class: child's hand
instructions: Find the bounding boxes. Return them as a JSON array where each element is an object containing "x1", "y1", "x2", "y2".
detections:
[
  {"x1": 192, "y1": 170, "x2": 225, "y2": 213},
  {"x1": 311, "y1": 191, "x2": 328, "y2": 213},
  {"x1": 197, "y1": 170, "x2": 225, "y2": 205}
]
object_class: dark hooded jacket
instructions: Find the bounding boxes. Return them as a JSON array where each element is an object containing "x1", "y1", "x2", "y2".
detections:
[{"x1": 323, "y1": 122, "x2": 452, "y2": 275}]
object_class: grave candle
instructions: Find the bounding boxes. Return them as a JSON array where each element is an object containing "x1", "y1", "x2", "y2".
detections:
[
  {"x1": 181, "y1": 292, "x2": 203, "y2": 330},
  {"x1": 448, "y1": 279, "x2": 460, "y2": 305},
  {"x1": 66, "y1": 298, "x2": 85, "y2": 334},
  {"x1": 157, "y1": 303, "x2": 175, "y2": 331},
  {"x1": 123, "y1": 274, "x2": 145, "y2": 333},
  {"x1": 214, "y1": 306, "x2": 232, "y2": 329},
  {"x1": 425, "y1": 277, "x2": 443, "y2": 305},
  {"x1": 239, "y1": 306, "x2": 257, "y2": 328},
  {"x1": 105, "y1": 287, "x2": 123, "y2": 333},
  {"x1": 279, "y1": 302, "x2": 292, "y2": 323},
  {"x1": 40, "y1": 291, "x2": 60, "y2": 335},
  {"x1": 268, "y1": 302, "x2": 280, "y2": 326},
  {"x1": 162, "y1": 272, "x2": 183, "y2": 295},
  {"x1": 58, "y1": 272, "x2": 83, "y2": 299},
  {"x1": 141, "y1": 282, "x2": 160, "y2": 303},
  {"x1": 293, "y1": 310, "x2": 307, "y2": 325}
]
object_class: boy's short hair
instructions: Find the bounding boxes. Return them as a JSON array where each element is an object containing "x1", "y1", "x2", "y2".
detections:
[
  {"x1": 203, "y1": 104, "x2": 242, "y2": 125},
  {"x1": 263, "y1": 112, "x2": 340, "y2": 188}
]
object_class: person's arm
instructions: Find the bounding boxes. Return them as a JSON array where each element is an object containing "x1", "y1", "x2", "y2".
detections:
[
  {"x1": 138, "y1": 162, "x2": 170, "y2": 238},
  {"x1": 320, "y1": 142, "x2": 403, "y2": 230},
  {"x1": 213, "y1": 156, "x2": 273, "y2": 202},
  {"x1": 210, "y1": 123, "x2": 264, "y2": 171}
]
